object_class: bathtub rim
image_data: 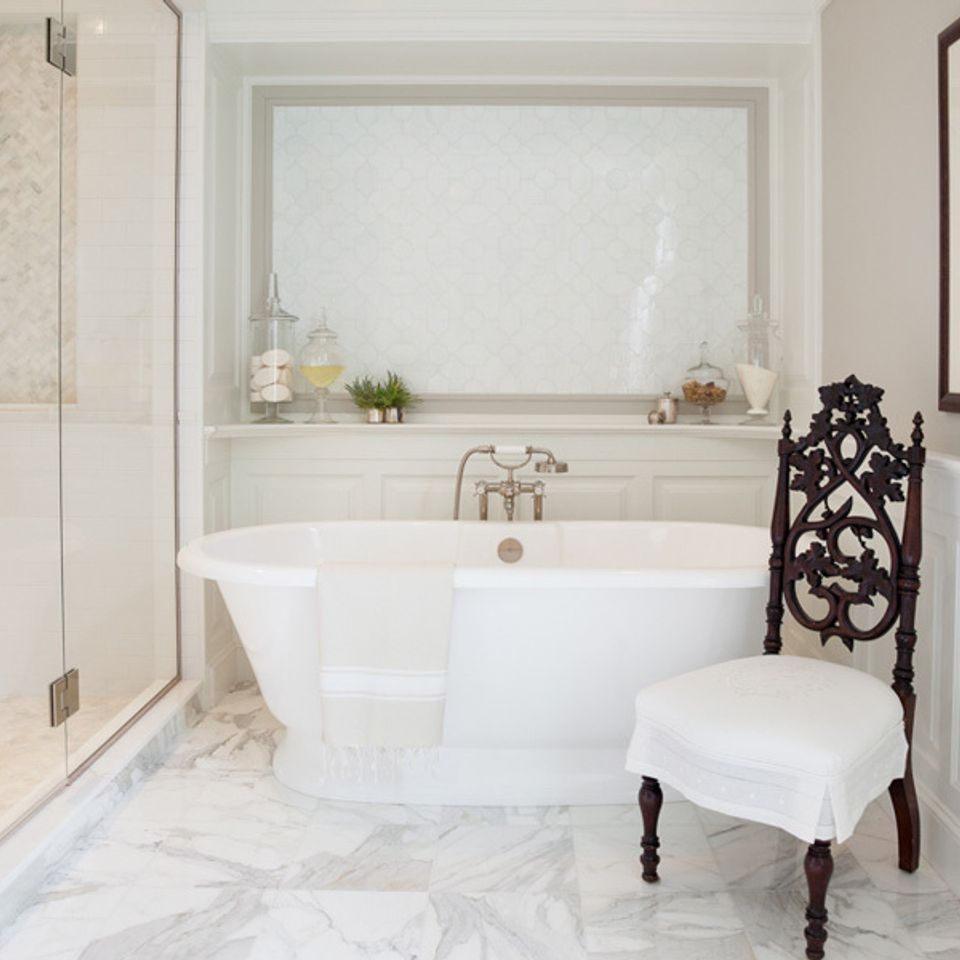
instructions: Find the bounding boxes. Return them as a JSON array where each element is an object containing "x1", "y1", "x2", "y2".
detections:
[{"x1": 178, "y1": 519, "x2": 770, "y2": 590}]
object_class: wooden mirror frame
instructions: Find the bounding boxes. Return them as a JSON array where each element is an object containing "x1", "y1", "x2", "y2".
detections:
[{"x1": 939, "y1": 15, "x2": 960, "y2": 411}]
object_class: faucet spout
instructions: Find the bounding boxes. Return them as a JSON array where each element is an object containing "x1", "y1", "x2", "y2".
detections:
[{"x1": 453, "y1": 445, "x2": 567, "y2": 521}]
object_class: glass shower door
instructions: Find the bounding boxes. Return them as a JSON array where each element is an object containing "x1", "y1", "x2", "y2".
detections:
[
  {"x1": 0, "y1": 3, "x2": 68, "y2": 835},
  {"x1": 59, "y1": 0, "x2": 180, "y2": 772},
  {"x1": 0, "y1": 0, "x2": 180, "y2": 835}
]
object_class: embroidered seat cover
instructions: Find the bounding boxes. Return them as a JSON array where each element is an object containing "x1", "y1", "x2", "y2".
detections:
[{"x1": 625, "y1": 654, "x2": 907, "y2": 843}]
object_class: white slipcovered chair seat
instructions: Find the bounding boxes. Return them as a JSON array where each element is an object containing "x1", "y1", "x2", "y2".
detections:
[{"x1": 626, "y1": 653, "x2": 908, "y2": 844}]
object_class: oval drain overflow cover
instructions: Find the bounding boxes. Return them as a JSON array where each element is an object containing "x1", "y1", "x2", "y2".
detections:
[{"x1": 498, "y1": 537, "x2": 524, "y2": 564}]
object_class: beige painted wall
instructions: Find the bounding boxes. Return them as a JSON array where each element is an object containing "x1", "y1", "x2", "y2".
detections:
[{"x1": 822, "y1": 0, "x2": 960, "y2": 454}]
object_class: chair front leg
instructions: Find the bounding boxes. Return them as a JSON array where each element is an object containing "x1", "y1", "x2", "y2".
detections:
[
  {"x1": 638, "y1": 776, "x2": 663, "y2": 883},
  {"x1": 803, "y1": 840, "x2": 833, "y2": 960}
]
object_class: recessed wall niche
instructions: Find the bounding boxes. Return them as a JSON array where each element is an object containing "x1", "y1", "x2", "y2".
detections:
[
  {"x1": 0, "y1": 22, "x2": 76, "y2": 404},
  {"x1": 253, "y1": 86, "x2": 768, "y2": 399}
]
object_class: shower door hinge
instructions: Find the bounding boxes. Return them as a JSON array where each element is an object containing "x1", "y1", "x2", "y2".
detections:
[
  {"x1": 49, "y1": 668, "x2": 80, "y2": 727},
  {"x1": 46, "y1": 19, "x2": 76, "y2": 77}
]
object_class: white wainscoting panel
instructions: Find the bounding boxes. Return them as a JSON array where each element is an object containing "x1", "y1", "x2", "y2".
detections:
[
  {"x1": 225, "y1": 424, "x2": 779, "y2": 528},
  {"x1": 239, "y1": 470, "x2": 367, "y2": 525},
  {"x1": 829, "y1": 453, "x2": 960, "y2": 895},
  {"x1": 536, "y1": 474, "x2": 638, "y2": 522},
  {"x1": 652, "y1": 472, "x2": 769, "y2": 525},
  {"x1": 381, "y1": 475, "x2": 455, "y2": 521},
  {"x1": 913, "y1": 455, "x2": 960, "y2": 893}
]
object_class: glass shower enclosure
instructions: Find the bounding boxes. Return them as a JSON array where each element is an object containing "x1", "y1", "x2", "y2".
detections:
[{"x1": 0, "y1": 0, "x2": 180, "y2": 837}]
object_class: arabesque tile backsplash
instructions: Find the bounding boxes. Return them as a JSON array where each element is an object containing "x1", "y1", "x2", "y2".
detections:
[{"x1": 272, "y1": 102, "x2": 749, "y2": 396}]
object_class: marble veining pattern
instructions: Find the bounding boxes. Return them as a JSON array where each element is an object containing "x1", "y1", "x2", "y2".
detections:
[{"x1": 0, "y1": 684, "x2": 957, "y2": 960}]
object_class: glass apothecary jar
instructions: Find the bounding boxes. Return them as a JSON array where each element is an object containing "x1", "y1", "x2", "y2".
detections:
[
  {"x1": 681, "y1": 341, "x2": 729, "y2": 424},
  {"x1": 249, "y1": 273, "x2": 298, "y2": 424},
  {"x1": 735, "y1": 294, "x2": 781, "y2": 423},
  {"x1": 298, "y1": 310, "x2": 344, "y2": 424}
]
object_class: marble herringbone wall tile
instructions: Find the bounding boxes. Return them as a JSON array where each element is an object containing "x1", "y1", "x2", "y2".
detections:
[
  {"x1": 272, "y1": 103, "x2": 750, "y2": 396},
  {"x1": 0, "y1": 22, "x2": 77, "y2": 404}
]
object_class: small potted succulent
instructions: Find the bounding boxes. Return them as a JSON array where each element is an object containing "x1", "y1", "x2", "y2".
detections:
[
  {"x1": 345, "y1": 375, "x2": 384, "y2": 423},
  {"x1": 345, "y1": 371, "x2": 421, "y2": 423},
  {"x1": 378, "y1": 371, "x2": 420, "y2": 423}
]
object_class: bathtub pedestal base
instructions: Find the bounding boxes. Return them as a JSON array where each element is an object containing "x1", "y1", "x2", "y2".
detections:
[{"x1": 273, "y1": 731, "x2": 664, "y2": 806}]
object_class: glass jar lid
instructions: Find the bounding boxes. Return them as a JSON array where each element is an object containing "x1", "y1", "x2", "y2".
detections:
[
  {"x1": 685, "y1": 340, "x2": 726, "y2": 384},
  {"x1": 250, "y1": 272, "x2": 299, "y2": 324},
  {"x1": 303, "y1": 309, "x2": 338, "y2": 346},
  {"x1": 300, "y1": 310, "x2": 341, "y2": 365},
  {"x1": 738, "y1": 295, "x2": 778, "y2": 370}
]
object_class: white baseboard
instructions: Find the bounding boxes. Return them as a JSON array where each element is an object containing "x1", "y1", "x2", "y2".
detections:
[
  {"x1": 203, "y1": 642, "x2": 240, "y2": 710},
  {"x1": 919, "y1": 783, "x2": 960, "y2": 896},
  {"x1": 235, "y1": 646, "x2": 255, "y2": 684}
]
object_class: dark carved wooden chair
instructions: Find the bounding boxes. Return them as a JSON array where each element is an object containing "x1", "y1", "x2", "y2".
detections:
[{"x1": 625, "y1": 376, "x2": 924, "y2": 959}]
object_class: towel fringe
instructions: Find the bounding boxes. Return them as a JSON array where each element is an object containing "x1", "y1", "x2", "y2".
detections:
[{"x1": 317, "y1": 745, "x2": 440, "y2": 783}]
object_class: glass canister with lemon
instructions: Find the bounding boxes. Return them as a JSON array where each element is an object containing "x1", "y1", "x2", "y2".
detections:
[{"x1": 298, "y1": 310, "x2": 345, "y2": 423}]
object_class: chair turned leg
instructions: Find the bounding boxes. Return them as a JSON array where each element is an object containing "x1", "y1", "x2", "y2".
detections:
[
  {"x1": 638, "y1": 776, "x2": 663, "y2": 883},
  {"x1": 803, "y1": 840, "x2": 833, "y2": 960},
  {"x1": 889, "y1": 771, "x2": 921, "y2": 873}
]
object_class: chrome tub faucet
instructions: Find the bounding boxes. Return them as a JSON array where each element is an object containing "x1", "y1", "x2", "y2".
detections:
[{"x1": 452, "y1": 445, "x2": 568, "y2": 521}]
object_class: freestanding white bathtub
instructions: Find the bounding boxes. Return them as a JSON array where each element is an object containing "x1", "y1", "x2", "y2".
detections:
[{"x1": 179, "y1": 521, "x2": 769, "y2": 805}]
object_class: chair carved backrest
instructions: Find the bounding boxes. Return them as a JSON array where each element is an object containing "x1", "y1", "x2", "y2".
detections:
[{"x1": 763, "y1": 376, "x2": 925, "y2": 717}]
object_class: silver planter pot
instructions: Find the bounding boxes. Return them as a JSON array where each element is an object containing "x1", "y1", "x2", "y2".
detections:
[
  {"x1": 366, "y1": 408, "x2": 384, "y2": 423},
  {"x1": 383, "y1": 406, "x2": 401, "y2": 423}
]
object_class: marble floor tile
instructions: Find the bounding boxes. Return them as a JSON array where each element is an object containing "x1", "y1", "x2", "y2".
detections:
[
  {"x1": 736, "y1": 884, "x2": 928, "y2": 960},
  {"x1": 148, "y1": 816, "x2": 307, "y2": 889},
  {"x1": 697, "y1": 807, "x2": 870, "y2": 892},
  {"x1": 0, "y1": 916, "x2": 100, "y2": 960},
  {"x1": 307, "y1": 800, "x2": 448, "y2": 829},
  {"x1": 422, "y1": 891, "x2": 586, "y2": 960},
  {"x1": 104, "y1": 768, "x2": 217, "y2": 826},
  {"x1": 78, "y1": 886, "x2": 268, "y2": 960},
  {"x1": 253, "y1": 890, "x2": 427, "y2": 959},
  {"x1": 281, "y1": 821, "x2": 439, "y2": 891},
  {"x1": 1, "y1": 886, "x2": 268, "y2": 960},
  {"x1": 44, "y1": 827, "x2": 166, "y2": 892},
  {"x1": 582, "y1": 890, "x2": 747, "y2": 957},
  {"x1": 180, "y1": 770, "x2": 318, "y2": 829},
  {"x1": 585, "y1": 936, "x2": 755, "y2": 960},
  {"x1": 879, "y1": 888, "x2": 960, "y2": 958},
  {"x1": 854, "y1": 796, "x2": 896, "y2": 839},
  {"x1": 164, "y1": 687, "x2": 281, "y2": 776},
  {"x1": 570, "y1": 804, "x2": 642, "y2": 828},
  {"x1": 3, "y1": 685, "x2": 959, "y2": 960},
  {"x1": 846, "y1": 829, "x2": 949, "y2": 895},
  {"x1": 574, "y1": 815, "x2": 724, "y2": 898},
  {"x1": 429, "y1": 825, "x2": 577, "y2": 895},
  {"x1": 440, "y1": 805, "x2": 569, "y2": 828}
]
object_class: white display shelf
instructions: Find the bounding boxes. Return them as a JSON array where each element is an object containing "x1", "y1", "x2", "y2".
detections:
[{"x1": 206, "y1": 416, "x2": 781, "y2": 441}]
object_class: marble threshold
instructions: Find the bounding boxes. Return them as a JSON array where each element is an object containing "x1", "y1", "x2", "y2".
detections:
[
  {"x1": 0, "y1": 683, "x2": 957, "y2": 960},
  {"x1": 0, "y1": 695, "x2": 132, "y2": 838},
  {"x1": 0, "y1": 680, "x2": 201, "y2": 933}
]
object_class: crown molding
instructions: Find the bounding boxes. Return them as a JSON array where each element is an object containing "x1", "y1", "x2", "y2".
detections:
[{"x1": 205, "y1": 4, "x2": 817, "y2": 46}]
